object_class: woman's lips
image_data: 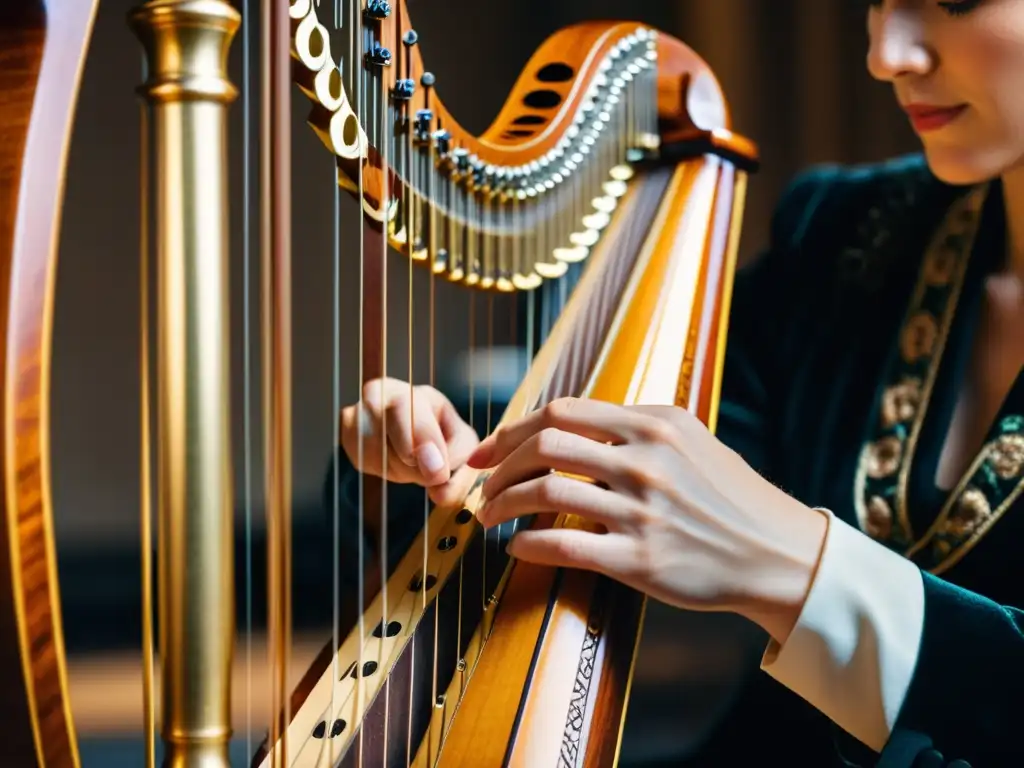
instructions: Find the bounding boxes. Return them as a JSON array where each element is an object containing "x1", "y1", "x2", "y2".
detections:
[{"x1": 902, "y1": 103, "x2": 968, "y2": 133}]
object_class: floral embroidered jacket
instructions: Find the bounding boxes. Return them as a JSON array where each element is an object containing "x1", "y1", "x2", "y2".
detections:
[{"x1": 706, "y1": 153, "x2": 1021, "y2": 768}]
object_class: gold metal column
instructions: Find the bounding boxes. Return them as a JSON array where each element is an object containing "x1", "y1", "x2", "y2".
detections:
[{"x1": 129, "y1": 2, "x2": 240, "y2": 765}]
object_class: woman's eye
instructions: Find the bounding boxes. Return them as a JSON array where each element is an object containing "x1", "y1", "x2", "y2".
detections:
[
  {"x1": 938, "y1": 0, "x2": 983, "y2": 16},
  {"x1": 865, "y1": 0, "x2": 983, "y2": 15}
]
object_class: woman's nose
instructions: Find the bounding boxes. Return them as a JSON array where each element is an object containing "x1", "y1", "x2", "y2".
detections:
[{"x1": 866, "y1": 4, "x2": 935, "y2": 82}]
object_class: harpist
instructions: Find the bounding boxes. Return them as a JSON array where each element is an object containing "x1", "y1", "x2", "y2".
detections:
[{"x1": 326, "y1": 1, "x2": 1024, "y2": 765}]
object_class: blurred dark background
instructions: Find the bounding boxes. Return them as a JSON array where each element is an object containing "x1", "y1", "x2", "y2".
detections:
[{"x1": 51, "y1": 0, "x2": 919, "y2": 764}]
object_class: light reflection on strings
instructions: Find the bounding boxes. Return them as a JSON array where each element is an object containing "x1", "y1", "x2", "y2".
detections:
[
  {"x1": 239, "y1": 0, "x2": 259, "y2": 762},
  {"x1": 375, "y1": 7, "x2": 393, "y2": 762},
  {"x1": 137, "y1": 47, "x2": 155, "y2": 768},
  {"x1": 329, "y1": 3, "x2": 344, "y2": 766}
]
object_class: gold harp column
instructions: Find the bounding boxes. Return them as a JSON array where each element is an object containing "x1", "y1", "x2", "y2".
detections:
[{"x1": 129, "y1": 1, "x2": 240, "y2": 765}]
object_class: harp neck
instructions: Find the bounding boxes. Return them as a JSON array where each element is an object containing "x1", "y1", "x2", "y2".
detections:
[{"x1": 290, "y1": 1, "x2": 757, "y2": 295}]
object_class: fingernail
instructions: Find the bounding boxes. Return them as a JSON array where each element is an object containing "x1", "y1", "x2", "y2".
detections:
[{"x1": 417, "y1": 443, "x2": 445, "y2": 476}]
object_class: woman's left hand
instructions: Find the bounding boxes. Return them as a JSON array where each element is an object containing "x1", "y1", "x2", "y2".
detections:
[{"x1": 467, "y1": 397, "x2": 829, "y2": 644}]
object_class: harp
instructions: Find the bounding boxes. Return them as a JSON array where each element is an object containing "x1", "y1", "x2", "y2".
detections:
[{"x1": 0, "y1": 0, "x2": 758, "y2": 766}]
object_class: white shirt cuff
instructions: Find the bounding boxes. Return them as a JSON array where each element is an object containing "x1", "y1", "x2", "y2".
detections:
[{"x1": 760, "y1": 510, "x2": 925, "y2": 752}]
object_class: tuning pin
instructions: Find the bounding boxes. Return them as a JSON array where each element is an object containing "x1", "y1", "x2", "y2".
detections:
[
  {"x1": 413, "y1": 109, "x2": 434, "y2": 144},
  {"x1": 403, "y1": 30, "x2": 419, "y2": 47},
  {"x1": 365, "y1": 42, "x2": 392, "y2": 68},
  {"x1": 433, "y1": 130, "x2": 451, "y2": 155},
  {"x1": 417, "y1": 71, "x2": 435, "y2": 112},
  {"x1": 364, "y1": 0, "x2": 391, "y2": 21},
  {"x1": 453, "y1": 147, "x2": 470, "y2": 174},
  {"x1": 393, "y1": 79, "x2": 415, "y2": 101}
]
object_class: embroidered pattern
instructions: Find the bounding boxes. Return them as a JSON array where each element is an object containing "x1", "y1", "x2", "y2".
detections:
[
  {"x1": 852, "y1": 183, "x2": 1024, "y2": 573},
  {"x1": 854, "y1": 186, "x2": 987, "y2": 551},
  {"x1": 907, "y1": 416, "x2": 1024, "y2": 572}
]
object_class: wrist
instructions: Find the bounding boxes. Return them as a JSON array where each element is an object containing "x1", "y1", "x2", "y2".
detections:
[{"x1": 739, "y1": 500, "x2": 830, "y2": 645}]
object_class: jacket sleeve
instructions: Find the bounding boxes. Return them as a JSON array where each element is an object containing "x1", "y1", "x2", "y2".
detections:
[
  {"x1": 877, "y1": 572, "x2": 1024, "y2": 766},
  {"x1": 769, "y1": 515, "x2": 1024, "y2": 768},
  {"x1": 770, "y1": 518, "x2": 1024, "y2": 768},
  {"x1": 761, "y1": 512, "x2": 926, "y2": 760}
]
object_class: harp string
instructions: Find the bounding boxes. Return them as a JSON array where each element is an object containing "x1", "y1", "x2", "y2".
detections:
[
  {"x1": 328, "y1": 1, "x2": 344, "y2": 764},
  {"x1": 242, "y1": 0, "x2": 255, "y2": 759},
  {"x1": 429, "y1": 91, "x2": 442, "y2": 753},
  {"x1": 395, "y1": 6, "x2": 431, "y2": 760},
  {"x1": 375, "y1": 5, "x2": 392, "y2": 760},
  {"x1": 481, "y1": 287, "x2": 493, "y2": 601},
  {"x1": 406, "y1": 86, "x2": 418, "y2": 768},
  {"x1": 508, "y1": 280, "x2": 519, "y2": 541},
  {"x1": 137, "y1": 56, "x2": 156, "y2": 768},
  {"x1": 353, "y1": 0, "x2": 372, "y2": 762},
  {"x1": 262, "y1": 0, "x2": 294, "y2": 763},
  {"x1": 396, "y1": 8, "x2": 424, "y2": 763},
  {"x1": 351, "y1": 0, "x2": 364, "y2": 760},
  {"x1": 427, "y1": 183, "x2": 439, "y2": 726}
]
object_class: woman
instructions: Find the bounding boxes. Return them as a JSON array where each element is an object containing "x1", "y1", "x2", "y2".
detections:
[{"x1": 330, "y1": 1, "x2": 1024, "y2": 765}]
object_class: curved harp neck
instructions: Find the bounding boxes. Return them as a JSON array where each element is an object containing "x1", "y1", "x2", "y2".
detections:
[{"x1": 291, "y1": 2, "x2": 690, "y2": 291}]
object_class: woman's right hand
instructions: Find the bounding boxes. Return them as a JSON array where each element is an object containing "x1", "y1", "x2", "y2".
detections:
[{"x1": 340, "y1": 377, "x2": 479, "y2": 505}]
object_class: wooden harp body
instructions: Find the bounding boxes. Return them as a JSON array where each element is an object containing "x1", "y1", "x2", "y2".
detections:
[{"x1": 0, "y1": 1, "x2": 757, "y2": 766}]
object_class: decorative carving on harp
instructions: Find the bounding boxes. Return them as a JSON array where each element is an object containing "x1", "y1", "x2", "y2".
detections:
[{"x1": 0, "y1": 1, "x2": 756, "y2": 767}]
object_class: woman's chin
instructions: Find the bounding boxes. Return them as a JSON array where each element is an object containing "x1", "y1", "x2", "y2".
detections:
[{"x1": 921, "y1": 143, "x2": 1009, "y2": 187}]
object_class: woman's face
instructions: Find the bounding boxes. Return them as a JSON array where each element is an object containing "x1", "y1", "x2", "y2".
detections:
[{"x1": 867, "y1": 0, "x2": 1024, "y2": 185}]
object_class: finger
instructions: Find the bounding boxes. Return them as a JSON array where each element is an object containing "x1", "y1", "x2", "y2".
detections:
[
  {"x1": 361, "y1": 378, "x2": 433, "y2": 464},
  {"x1": 340, "y1": 403, "x2": 380, "y2": 471},
  {"x1": 481, "y1": 429, "x2": 622, "y2": 500},
  {"x1": 427, "y1": 479, "x2": 464, "y2": 507},
  {"x1": 340, "y1": 402, "x2": 423, "y2": 484},
  {"x1": 468, "y1": 397, "x2": 652, "y2": 469},
  {"x1": 477, "y1": 474, "x2": 624, "y2": 531},
  {"x1": 344, "y1": 378, "x2": 399, "y2": 467},
  {"x1": 506, "y1": 527, "x2": 634, "y2": 575},
  {"x1": 361, "y1": 379, "x2": 460, "y2": 484},
  {"x1": 381, "y1": 388, "x2": 451, "y2": 485},
  {"x1": 629, "y1": 404, "x2": 705, "y2": 434},
  {"x1": 445, "y1": 423, "x2": 480, "y2": 472},
  {"x1": 428, "y1": 388, "x2": 480, "y2": 470},
  {"x1": 360, "y1": 376, "x2": 411, "y2": 410}
]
